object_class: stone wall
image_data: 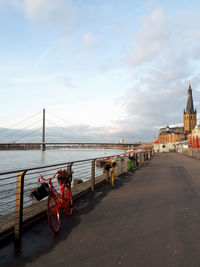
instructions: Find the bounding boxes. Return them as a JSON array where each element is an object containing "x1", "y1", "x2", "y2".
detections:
[{"x1": 181, "y1": 148, "x2": 200, "y2": 160}]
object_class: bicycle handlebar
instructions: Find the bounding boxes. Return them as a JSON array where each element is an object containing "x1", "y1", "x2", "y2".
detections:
[{"x1": 38, "y1": 170, "x2": 61, "y2": 183}]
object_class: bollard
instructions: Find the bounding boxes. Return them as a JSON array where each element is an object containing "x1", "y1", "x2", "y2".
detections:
[
  {"x1": 91, "y1": 160, "x2": 95, "y2": 192},
  {"x1": 15, "y1": 171, "x2": 26, "y2": 240}
]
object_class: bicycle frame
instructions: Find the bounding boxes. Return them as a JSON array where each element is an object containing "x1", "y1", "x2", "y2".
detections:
[
  {"x1": 39, "y1": 170, "x2": 73, "y2": 233},
  {"x1": 39, "y1": 171, "x2": 70, "y2": 212}
]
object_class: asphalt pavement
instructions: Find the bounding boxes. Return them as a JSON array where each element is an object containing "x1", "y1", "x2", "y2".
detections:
[{"x1": 1, "y1": 152, "x2": 200, "y2": 267}]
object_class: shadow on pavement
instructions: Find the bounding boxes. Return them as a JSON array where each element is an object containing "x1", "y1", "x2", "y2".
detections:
[{"x1": 0, "y1": 172, "x2": 133, "y2": 267}]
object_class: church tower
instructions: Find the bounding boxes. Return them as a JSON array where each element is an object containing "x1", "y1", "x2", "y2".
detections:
[{"x1": 184, "y1": 82, "x2": 197, "y2": 133}]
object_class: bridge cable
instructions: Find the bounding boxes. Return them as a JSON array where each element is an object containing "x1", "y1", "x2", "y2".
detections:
[
  {"x1": 1, "y1": 119, "x2": 43, "y2": 140},
  {"x1": 47, "y1": 111, "x2": 84, "y2": 134},
  {"x1": 46, "y1": 119, "x2": 80, "y2": 136},
  {"x1": 47, "y1": 111, "x2": 99, "y2": 142},
  {"x1": 13, "y1": 127, "x2": 42, "y2": 142},
  {"x1": 45, "y1": 126, "x2": 73, "y2": 141},
  {"x1": 45, "y1": 122, "x2": 78, "y2": 141},
  {"x1": 0, "y1": 111, "x2": 42, "y2": 134}
]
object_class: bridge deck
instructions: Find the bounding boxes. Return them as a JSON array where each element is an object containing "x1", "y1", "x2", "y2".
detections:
[{"x1": 2, "y1": 152, "x2": 200, "y2": 267}]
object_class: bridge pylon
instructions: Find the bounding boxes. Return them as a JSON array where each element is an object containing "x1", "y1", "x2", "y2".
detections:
[{"x1": 41, "y1": 108, "x2": 46, "y2": 151}]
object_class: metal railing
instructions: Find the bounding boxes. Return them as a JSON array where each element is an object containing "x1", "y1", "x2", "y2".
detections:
[{"x1": 0, "y1": 149, "x2": 153, "y2": 240}]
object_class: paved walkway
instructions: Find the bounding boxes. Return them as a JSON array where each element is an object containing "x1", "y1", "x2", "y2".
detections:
[{"x1": 2, "y1": 152, "x2": 200, "y2": 267}]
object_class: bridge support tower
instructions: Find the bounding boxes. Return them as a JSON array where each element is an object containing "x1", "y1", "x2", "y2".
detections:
[{"x1": 41, "y1": 108, "x2": 46, "y2": 151}]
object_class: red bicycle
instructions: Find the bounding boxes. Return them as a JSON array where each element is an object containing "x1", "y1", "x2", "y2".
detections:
[{"x1": 39, "y1": 170, "x2": 73, "y2": 233}]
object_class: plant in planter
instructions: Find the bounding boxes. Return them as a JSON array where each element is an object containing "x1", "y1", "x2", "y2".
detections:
[{"x1": 57, "y1": 169, "x2": 73, "y2": 186}]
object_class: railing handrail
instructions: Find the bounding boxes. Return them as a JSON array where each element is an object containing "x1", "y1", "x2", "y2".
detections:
[
  {"x1": 0, "y1": 142, "x2": 140, "y2": 145},
  {"x1": 0, "y1": 150, "x2": 146, "y2": 176},
  {"x1": 0, "y1": 148, "x2": 152, "y2": 241}
]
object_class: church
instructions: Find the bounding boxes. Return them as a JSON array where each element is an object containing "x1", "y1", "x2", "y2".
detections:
[{"x1": 158, "y1": 83, "x2": 197, "y2": 144}]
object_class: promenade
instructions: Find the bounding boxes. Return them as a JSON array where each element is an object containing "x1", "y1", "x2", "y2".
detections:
[{"x1": 2, "y1": 152, "x2": 200, "y2": 267}]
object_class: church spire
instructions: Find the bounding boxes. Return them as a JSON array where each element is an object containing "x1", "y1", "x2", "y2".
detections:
[{"x1": 185, "y1": 82, "x2": 195, "y2": 114}]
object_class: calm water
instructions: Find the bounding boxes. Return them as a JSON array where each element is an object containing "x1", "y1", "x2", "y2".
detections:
[
  {"x1": 0, "y1": 148, "x2": 124, "y2": 215},
  {"x1": 0, "y1": 148, "x2": 123, "y2": 172}
]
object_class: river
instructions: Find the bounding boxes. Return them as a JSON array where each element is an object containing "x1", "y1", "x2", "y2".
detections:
[
  {"x1": 0, "y1": 148, "x2": 124, "y2": 215},
  {"x1": 0, "y1": 148, "x2": 123, "y2": 172}
]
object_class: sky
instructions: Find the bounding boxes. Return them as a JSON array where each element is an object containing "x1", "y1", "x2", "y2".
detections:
[{"x1": 1, "y1": 0, "x2": 200, "y2": 142}]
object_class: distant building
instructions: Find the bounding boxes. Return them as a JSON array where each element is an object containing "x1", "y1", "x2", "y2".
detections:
[
  {"x1": 158, "y1": 83, "x2": 196, "y2": 144},
  {"x1": 158, "y1": 126, "x2": 186, "y2": 144}
]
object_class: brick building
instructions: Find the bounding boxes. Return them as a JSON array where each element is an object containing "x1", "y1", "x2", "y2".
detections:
[{"x1": 158, "y1": 126, "x2": 186, "y2": 144}]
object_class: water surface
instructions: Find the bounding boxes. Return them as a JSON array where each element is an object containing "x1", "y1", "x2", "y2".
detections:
[{"x1": 0, "y1": 148, "x2": 123, "y2": 172}]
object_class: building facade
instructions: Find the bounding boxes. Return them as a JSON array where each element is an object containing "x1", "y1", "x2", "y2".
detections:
[
  {"x1": 158, "y1": 83, "x2": 196, "y2": 144},
  {"x1": 158, "y1": 126, "x2": 186, "y2": 144}
]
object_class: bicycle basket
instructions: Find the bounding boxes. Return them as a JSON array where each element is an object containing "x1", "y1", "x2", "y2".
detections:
[
  {"x1": 30, "y1": 182, "x2": 50, "y2": 201},
  {"x1": 57, "y1": 170, "x2": 72, "y2": 185}
]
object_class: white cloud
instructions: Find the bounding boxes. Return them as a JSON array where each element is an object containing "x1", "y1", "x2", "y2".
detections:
[
  {"x1": 120, "y1": 8, "x2": 200, "y2": 140},
  {"x1": 24, "y1": 0, "x2": 75, "y2": 29},
  {"x1": 61, "y1": 76, "x2": 76, "y2": 88},
  {"x1": 126, "y1": 8, "x2": 170, "y2": 67},
  {"x1": 82, "y1": 32, "x2": 99, "y2": 51}
]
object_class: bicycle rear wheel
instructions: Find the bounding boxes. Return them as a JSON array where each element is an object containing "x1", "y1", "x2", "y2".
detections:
[
  {"x1": 47, "y1": 194, "x2": 60, "y2": 233},
  {"x1": 63, "y1": 186, "x2": 73, "y2": 216}
]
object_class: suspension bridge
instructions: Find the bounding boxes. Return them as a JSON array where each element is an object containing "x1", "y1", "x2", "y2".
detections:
[{"x1": 0, "y1": 109, "x2": 140, "y2": 151}]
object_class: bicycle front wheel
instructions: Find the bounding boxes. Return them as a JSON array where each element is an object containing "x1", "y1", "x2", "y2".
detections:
[
  {"x1": 47, "y1": 194, "x2": 60, "y2": 233},
  {"x1": 63, "y1": 186, "x2": 73, "y2": 216}
]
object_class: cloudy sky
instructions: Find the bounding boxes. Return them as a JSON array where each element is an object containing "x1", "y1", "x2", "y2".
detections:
[{"x1": 1, "y1": 0, "x2": 200, "y2": 142}]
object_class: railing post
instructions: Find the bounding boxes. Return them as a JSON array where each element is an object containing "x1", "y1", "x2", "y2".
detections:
[
  {"x1": 103, "y1": 160, "x2": 110, "y2": 182},
  {"x1": 141, "y1": 153, "x2": 144, "y2": 165},
  {"x1": 91, "y1": 160, "x2": 95, "y2": 192},
  {"x1": 125, "y1": 156, "x2": 128, "y2": 171},
  {"x1": 67, "y1": 163, "x2": 73, "y2": 187},
  {"x1": 116, "y1": 157, "x2": 120, "y2": 175},
  {"x1": 106, "y1": 170, "x2": 109, "y2": 182},
  {"x1": 148, "y1": 150, "x2": 151, "y2": 159},
  {"x1": 15, "y1": 171, "x2": 26, "y2": 240},
  {"x1": 67, "y1": 162, "x2": 73, "y2": 172},
  {"x1": 133, "y1": 154, "x2": 136, "y2": 169},
  {"x1": 138, "y1": 153, "x2": 141, "y2": 168},
  {"x1": 121, "y1": 157, "x2": 123, "y2": 173}
]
